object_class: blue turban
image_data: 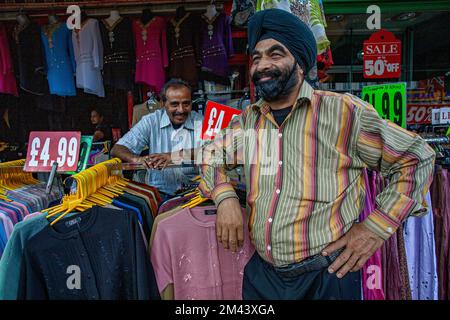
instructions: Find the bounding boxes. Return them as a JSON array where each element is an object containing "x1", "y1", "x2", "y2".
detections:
[{"x1": 248, "y1": 9, "x2": 317, "y2": 73}]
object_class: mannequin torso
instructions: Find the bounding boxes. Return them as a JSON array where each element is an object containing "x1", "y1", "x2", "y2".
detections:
[
  {"x1": 106, "y1": 10, "x2": 121, "y2": 26},
  {"x1": 48, "y1": 14, "x2": 59, "y2": 25},
  {"x1": 204, "y1": 4, "x2": 218, "y2": 20}
]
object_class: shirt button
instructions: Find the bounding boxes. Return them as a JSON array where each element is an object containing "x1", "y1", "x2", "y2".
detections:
[
  {"x1": 276, "y1": 189, "x2": 281, "y2": 194},
  {"x1": 386, "y1": 227, "x2": 393, "y2": 233},
  {"x1": 267, "y1": 245, "x2": 272, "y2": 251},
  {"x1": 278, "y1": 133, "x2": 283, "y2": 138},
  {"x1": 268, "y1": 218, "x2": 273, "y2": 223},
  {"x1": 213, "y1": 264, "x2": 216, "y2": 268},
  {"x1": 278, "y1": 161, "x2": 283, "y2": 166},
  {"x1": 80, "y1": 253, "x2": 85, "y2": 257}
]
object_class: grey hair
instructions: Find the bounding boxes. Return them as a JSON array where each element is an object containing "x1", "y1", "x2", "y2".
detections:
[{"x1": 160, "y1": 78, "x2": 192, "y2": 103}]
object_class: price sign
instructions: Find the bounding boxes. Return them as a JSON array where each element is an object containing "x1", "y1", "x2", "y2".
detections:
[
  {"x1": 432, "y1": 107, "x2": 450, "y2": 125},
  {"x1": 362, "y1": 83, "x2": 406, "y2": 128},
  {"x1": 407, "y1": 104, "x2": 449, "y2": 125},
  {"x1": 363, "y1": 29, "x2": 401, "y2": 79},
  {"x1": 201, "y1": 101, "x2": 242, "y2": 140},
  {"x1": 24, "y1": 132, "x2": 81, "y2": 172},
  {"x1": 66, "y1": 135, "x2": 93, "y2": 174}
]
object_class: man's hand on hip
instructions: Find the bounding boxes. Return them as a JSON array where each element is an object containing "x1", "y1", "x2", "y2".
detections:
[
  {"x1": 322, "y1": 223, "x2": 385, "y2": 278},
  {"x1": 216, "y1": 198, "x2": 244, "y2": 253}
]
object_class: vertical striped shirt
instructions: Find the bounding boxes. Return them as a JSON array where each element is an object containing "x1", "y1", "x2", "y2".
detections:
[{"x1": 199, "y1": 81, "x2": 435, "y2": 267}]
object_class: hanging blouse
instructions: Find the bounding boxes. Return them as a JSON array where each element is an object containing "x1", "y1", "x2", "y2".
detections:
[
  {"x1": 133, "y1": 17, "x2": 168, "y2": 92},
  {"x1": 13, "y1": 21, "x2": 47, "y2": 95},
  {"x1": 199, "y1": 12, "x2": 233, "y2": 82},
  {"x1": 0, "y1": 23, "x2": 18, "y2": 96},
  {"x1": 100, "y1": 17, "x2": 135, "y2": 91},
  {"x1": 72, "y1": 19, "x2": 105, "y2": 97},
  {"x1": 41, "y1": 22, "x2": 76, "y2": 97},
  {"x1": 167, "y1": 13, "x2": 201, "y2": 89}
]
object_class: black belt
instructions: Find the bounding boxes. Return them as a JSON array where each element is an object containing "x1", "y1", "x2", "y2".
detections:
[{"x1": 269, "y1": 248, "x2": 344, "y2": 279}]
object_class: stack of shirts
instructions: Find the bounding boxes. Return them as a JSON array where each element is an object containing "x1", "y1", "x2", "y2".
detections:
[{"x1": 0, "y1": 183, "x2": 62, "y2": 256}]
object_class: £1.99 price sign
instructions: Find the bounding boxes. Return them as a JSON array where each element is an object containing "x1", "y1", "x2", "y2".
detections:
[
  {"x1": 201, "y1": 101, "x2": 242, "y2": 140},
  {"x1": 362, "y1": 83, "x2": 406, "y2": 128},
  {"x1": 24, "y1": 132, "x2": 81, "y2": 172}
]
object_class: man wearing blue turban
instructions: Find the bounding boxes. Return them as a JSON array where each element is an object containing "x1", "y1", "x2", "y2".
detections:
[{"x1": 200, "y1": 9, "x2": 435, "y2": 300}]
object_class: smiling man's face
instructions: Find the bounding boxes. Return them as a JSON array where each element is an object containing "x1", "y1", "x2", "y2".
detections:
[
  {"x1": 164, "y1": 86, "x2": 192, "y2": 126},
  {"x1": 250, "y1": 38, "x2": 302, "y2": 102}
]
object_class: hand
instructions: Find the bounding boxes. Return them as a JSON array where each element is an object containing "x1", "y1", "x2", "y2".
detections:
[
  {"x1": 134, "y1": 155, "x2": 153, "y2": 169},
  {"x1": 216, "y1": 197, "x2": 244, "y2": 253},
  {"x1": 322, "y1": 223, "x2": 385, "y2": 278},
  {"x1": 147, "y1": 153, "x2": 172, "y2": 170}
]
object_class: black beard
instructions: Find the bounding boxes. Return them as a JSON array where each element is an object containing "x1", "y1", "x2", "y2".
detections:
[{"x1": 252, "y1": 64, "x2": 298, "y2": 102}]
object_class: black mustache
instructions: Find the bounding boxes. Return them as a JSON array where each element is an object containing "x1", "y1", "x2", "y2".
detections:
[
  {"x1": 173, "y1": 112, "x2": 188, "y2": 117},
  {"x1": 253, "y1": 69, "x2": 282, "y2": 82}
]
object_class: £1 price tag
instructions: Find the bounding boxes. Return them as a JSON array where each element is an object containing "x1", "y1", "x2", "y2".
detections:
[
  {"x1": 24, "y1": 132, "x2": 81, "y2": 172},
  {"x1": 201, "y1": 101, "x2": 242, "y2": 140}
]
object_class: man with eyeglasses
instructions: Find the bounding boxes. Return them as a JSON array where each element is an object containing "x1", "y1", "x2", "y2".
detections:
[{"x1": 111, "y1": 78, "x2": 204, "y2": 197}]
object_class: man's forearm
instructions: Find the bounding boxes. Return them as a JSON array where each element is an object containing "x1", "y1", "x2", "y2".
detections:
[{"x1": 111, "y1": 144, "x2": 140, "y2": 163}]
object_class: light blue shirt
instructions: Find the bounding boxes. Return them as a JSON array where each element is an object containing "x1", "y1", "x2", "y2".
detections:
[{"x1": 116, "y1": 109, "x2": 204, "y2": 195}]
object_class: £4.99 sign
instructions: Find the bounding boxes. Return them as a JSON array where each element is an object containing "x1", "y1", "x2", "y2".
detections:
[
  {"x1": 201, "y1": 101, "x2": 242, "y2": 140},
  {"x1": 24, "y1": 132, "x2": 81, "y2": 172}
]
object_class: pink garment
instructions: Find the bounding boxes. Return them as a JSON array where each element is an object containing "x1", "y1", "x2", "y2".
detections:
[
  {"x1": 133, "y1": 17, "x2": 168, "y2": 92},
  {"x1": 360, "y1": 169, "x2": 386, "y2": 300},
  {"x1": 151, "y1": 206, "x2": 255, "y2": 300},
  {"x1": 0, "y1": 23, "x2": 18, "y2": 96},
  {"x1": 0, "y1": 212, "x2": 13, "y2": 239}
]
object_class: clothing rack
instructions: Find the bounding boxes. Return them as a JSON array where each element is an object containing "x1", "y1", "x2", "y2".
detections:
[
  {"x1": 424, "y1": 137, "x2": 449, "y2": 144},
  {"x1": 194, "y1": 88, "x2": 249, "y2": 96},
  {"x1": 0, "y1": 1, "x2": 225, "y2": 21}
]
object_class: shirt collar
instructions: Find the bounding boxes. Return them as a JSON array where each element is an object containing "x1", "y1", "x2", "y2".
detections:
[
  {"x1": 160, "y1": 109, "x2": 195, "y2": 130},
  {"x1": 252, "y1": 80, "x2": 315, "y2": 115}
]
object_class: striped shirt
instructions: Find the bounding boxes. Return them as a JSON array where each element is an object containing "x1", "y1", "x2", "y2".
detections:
[{"x1": 199, "y1": 80, "x2": 435, "y2": 267}]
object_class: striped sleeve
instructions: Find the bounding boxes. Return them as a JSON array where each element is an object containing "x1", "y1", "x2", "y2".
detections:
[
  {"x1": 199, "y1": 111, "x2": 245, "y2": 207},
  {"x1": 354, "y1": 97, "x2": 436, "y2": 240}
]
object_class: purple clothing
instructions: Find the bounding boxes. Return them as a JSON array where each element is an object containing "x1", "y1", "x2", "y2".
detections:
[
  {"x1": 430, "y1": 168, "x2": 450, "y2": 300},
  {"x1": 404, "y1": 191, "x2": 439, "y2": 300},
  {"x1": 199, "y1": 13, "x2": 233, "y2": 80},
  {"x1": 0, "y1": 212, "x2": 13, "y2": 239},
  {"x1": 359, "y1": 169, "x2": 385, "y2": 300},
  {"x1": 150, "y1": 206, "x2": 254, "y2": 300}
]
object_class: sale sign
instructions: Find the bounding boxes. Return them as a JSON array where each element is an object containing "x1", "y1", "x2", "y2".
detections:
[
  {"x1": 407, "y1": 104, "x2": 449, "y2": 125},
  {"x1": 24, "y1": 132, "x2": 81, "y2": 172},
  {"x1": 363, "y1": 29, "x2": 401, "y2": 79},
  {"x1": 362, "y1": 83, "x2": 406, "y2": 128},
  {"x1": 201, "y1": 101, "x2": 242, "y2": 140},
  {"x1": 432, "y1": 107, "x2": 450, "y2": 125}
]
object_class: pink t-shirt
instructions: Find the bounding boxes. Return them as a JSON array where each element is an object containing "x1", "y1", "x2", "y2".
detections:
[{"x1": 150, "y1": 206, "x2": 254, "y2": 300}]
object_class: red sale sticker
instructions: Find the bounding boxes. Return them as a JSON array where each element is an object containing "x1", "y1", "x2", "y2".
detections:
[
  {"x1": 201, "y1": 101, "x2": 242, "y2": 140},
  {"x1": 24, "y1": 132, "x2": 81, "y2": 172},
  {"x1": 363, "y1": 29, "x2": 402, "y2": 79},
  {"x1": 407, "y1": 104, "x2": 449, "y2": 125}
]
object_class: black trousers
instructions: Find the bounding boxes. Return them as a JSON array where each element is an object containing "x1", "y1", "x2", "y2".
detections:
[{"x1": 243, "y1": 253, "x2": 362, "y2": 300}]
